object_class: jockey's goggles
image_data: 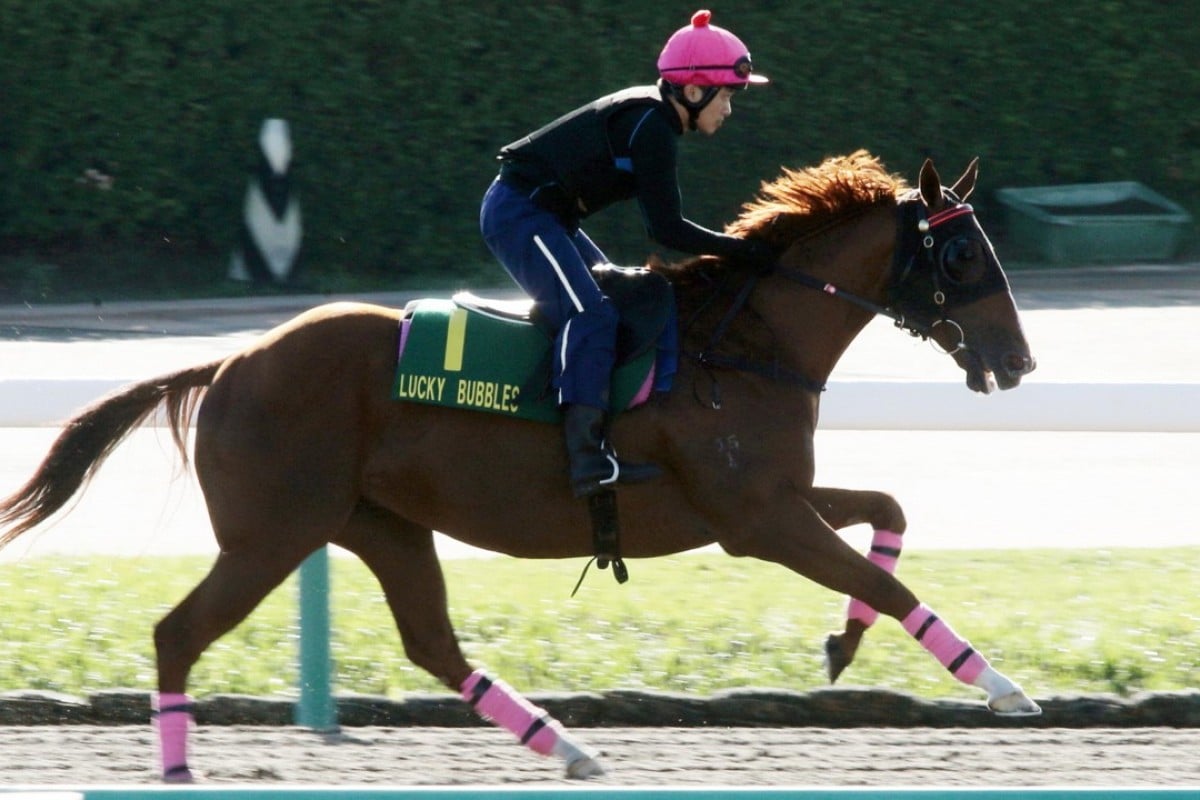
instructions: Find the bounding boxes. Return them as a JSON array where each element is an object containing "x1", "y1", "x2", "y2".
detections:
[{"x1": 661, "y1": 55, "x2": 761, "y2": 86}]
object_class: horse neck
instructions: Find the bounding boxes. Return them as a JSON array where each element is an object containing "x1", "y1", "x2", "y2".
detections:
[{"x1": 751, "y1": 203, "x2": 897, "y2": 385}]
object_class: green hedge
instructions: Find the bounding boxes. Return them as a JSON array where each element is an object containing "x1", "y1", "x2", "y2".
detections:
[{"x1": 1, "y1": 1, "x2": 1197, "y2": 299}]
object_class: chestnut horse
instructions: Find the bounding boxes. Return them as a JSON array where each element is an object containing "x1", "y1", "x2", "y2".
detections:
[{"x1": 1, "y1": 151, "x2": 1039, "y2": 781}]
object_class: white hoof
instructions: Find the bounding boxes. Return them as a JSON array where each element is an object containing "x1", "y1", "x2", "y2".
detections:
[
  {"x1": 553, "y1": 735, "x2": 605, "y2": 778},
  {"x1": 565, "y1": 755, "x2": 605, "y2": 779},
  {"x1": 988, "y1": 689, "x2": 1042, "y2": 716}
]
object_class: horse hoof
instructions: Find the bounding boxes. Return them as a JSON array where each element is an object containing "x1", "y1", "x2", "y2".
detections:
[
  {"x1": 988, "y1": 690, "x2": 1042, "y2": 716},
  {"x1": 823, "y1": 633, "x2": 851, "y2": 683},
  {"x1": 162, "y1": 766, "x2": 196, "y2": 784},
  {"x1": 565, "y1": 756, "x2": 605, "y2": 779}
]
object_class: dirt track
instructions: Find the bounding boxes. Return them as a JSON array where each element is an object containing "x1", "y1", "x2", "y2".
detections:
[{"x1": 2, "y1": 726, "x2": 1199, "y2": 786}]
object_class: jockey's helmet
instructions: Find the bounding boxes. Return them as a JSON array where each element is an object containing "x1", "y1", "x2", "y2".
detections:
[{"x1": 656, "y1": 9, "x2": 769, "y2": 89}]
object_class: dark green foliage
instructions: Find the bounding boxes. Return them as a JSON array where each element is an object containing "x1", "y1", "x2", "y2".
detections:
[{"x1": 1, "y1": 2, "x2": 1196, "y2": 301}]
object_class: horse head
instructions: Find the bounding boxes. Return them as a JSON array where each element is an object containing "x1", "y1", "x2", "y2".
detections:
[
  {"x1": 671, "y1": 151, "x2": 1036, "y2": 396},
  {"x1": 887, "y1": 158, "x2": 1037, "y2": 393}
]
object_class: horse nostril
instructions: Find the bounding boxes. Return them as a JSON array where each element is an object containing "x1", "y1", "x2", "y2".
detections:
[{"x1": 1004, "y1": 353, "x2": 1036, "y2": 376}]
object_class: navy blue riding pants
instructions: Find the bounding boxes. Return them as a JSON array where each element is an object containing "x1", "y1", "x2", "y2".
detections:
[{"x1": 480, "y1": 177, "x2": 618, "y2": 410}]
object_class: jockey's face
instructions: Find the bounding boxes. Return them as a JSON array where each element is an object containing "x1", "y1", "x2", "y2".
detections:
[{"x1": 689, "y1": 86, "x2": 737, "y2": 136}]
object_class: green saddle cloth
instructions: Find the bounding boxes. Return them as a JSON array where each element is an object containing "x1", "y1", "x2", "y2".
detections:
[{"x1": 392, "y1": 296, "x2": 655, "y2": 423}]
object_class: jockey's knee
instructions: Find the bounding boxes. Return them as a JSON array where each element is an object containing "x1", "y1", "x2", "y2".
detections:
[
  {"x1": 578, "y1": 293, "x2": 618, "y2": 326},
  {"x1": 561, "y1": 296, "x2": 619, "y2": 351}
]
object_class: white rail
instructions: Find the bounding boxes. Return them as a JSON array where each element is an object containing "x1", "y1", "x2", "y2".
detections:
[{"x1": 2, "y1": 378, "x2": 1197, "y2": 431}]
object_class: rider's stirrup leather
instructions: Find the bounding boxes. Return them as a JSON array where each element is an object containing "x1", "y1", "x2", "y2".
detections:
[{"x1": 563, "y1": 404, "x2": 661, "y2": 498}]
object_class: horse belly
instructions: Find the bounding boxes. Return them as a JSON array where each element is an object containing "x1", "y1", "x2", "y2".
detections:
[{"x1": 362, "y1": 405, "x2": 715, "y2": 560}]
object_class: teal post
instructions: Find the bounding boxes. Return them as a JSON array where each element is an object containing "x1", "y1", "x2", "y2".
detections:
[{"x1": 295, "y1": 546, "x2": 338, "y2": 731}]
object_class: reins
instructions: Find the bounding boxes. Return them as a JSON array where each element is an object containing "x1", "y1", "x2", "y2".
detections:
[
  {"x1": 689, "y1": 272, "x2": 827, "y2": 403},
  {"x1": 777, "y1": 269, "x2": 904, "y2": 328}
]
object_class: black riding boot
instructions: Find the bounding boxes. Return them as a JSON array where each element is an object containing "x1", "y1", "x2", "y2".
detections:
[{"x1": 562, "y1": 404, "x2": 662, "y2": 498}]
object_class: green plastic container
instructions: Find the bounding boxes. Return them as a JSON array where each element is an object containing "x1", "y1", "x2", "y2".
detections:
[{"x1": 996, "y1": 181, "x2": 1192, "y2": 264}]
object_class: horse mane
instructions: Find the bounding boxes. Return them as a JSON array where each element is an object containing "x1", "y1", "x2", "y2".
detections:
[
  {"x1": 726, "y1": 149, "x2": 907, "y2": 244},
  {"x1": 654, "y1": 149, "x2": 908, "y2": 284}
]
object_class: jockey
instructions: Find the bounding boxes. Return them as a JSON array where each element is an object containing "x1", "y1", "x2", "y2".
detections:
[{"x1": 480, "y1": 9, "x2": 774, "y2": 498}]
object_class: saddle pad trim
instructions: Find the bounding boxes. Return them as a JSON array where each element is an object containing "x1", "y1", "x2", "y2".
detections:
[{"x1": 443, "y1": 308, "x2": 468, "y2": 372}]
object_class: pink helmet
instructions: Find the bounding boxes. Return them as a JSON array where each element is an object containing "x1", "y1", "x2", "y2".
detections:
[{"x1": 657, "y1": 9, "x2": 768, "y2": 87}]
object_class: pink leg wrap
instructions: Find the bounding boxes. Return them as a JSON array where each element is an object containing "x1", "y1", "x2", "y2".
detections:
[
  {"x1": 461, "y1": 670, "x2": 561, "y2": 756},
  {"x1": 846, "y1": 529, "x2": 904, "y2": 627},
  {"x1": 152, "y1": 692, "x2": 193, "y2": 778},
  {"x1": 902, "y1": 603, "x2": 988, "y2": 685}
]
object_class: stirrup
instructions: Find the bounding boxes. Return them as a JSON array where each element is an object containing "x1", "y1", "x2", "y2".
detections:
[
  {"x1": 571, "y1": 455, "x2": 620, "y2": 498},
  {"x1": 571, "y1": 452, "x2": 661, "y2": 498}
]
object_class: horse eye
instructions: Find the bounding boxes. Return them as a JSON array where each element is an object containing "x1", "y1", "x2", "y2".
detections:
[{"x1": 942, "y1": 238, "x2": 983, "y2": 283}]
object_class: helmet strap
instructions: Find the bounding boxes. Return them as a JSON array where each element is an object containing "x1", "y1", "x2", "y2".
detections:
[{"x1": 664, "y1": 82, "x2": 719, "y2": 131}]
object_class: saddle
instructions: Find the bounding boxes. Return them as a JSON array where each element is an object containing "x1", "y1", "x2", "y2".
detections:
[
  {"x1": 453, "y1": 264, "x2": 674, "y2": 364},
  {"x1": 392, "y1": 264, "x2": 677, "y2": 424},
  {"x1": 393, "y1": 265, "x2": 675, "y2": 587}
]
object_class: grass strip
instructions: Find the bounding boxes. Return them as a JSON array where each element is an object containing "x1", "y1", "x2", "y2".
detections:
[{"x1": 1, "y1": 549, "x2": 1196, "y2": 700}]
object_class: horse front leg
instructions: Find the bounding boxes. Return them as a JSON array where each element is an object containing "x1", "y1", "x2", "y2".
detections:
[
  {"x1": 334, "y1": 501, "x2": 605, "y2": 778},
  {"x1": 805, "y1": 486, "x2": 907, "y2": 682},
  {"x1": 720, "y1": 494, "x2": 1040, "y2": 716}
]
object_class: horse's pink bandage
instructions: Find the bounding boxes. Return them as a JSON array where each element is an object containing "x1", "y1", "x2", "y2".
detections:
[
  {"x1": 461, "y1": 670, "x2": 560, "y2": 756},
  {"x1": 902, "y1": 603, "x2": 987, "y2": 685},
  {"x1": 152, "y1": 692, "x2": 193, "y2": 777},
  {"x1": 846, "y1": 529, "x2": 904, "y2": 627}
]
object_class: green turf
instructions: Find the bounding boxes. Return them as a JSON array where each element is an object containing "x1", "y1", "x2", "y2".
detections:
[{"x1": 1, "y1": 549, "x2": 1196, "y2": 701}]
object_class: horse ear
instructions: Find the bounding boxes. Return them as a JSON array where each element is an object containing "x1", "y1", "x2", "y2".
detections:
[
  {"x1": 918, "y1": 158, "x2": 944, "y2": 209},
  {"x1": 950, "y1": 157, "x2": 980, "y2": 202}
]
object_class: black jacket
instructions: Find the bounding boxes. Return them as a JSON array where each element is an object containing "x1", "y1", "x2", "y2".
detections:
[{"x1": 498, "y1": 83, "x2": 769, "y2": 264}]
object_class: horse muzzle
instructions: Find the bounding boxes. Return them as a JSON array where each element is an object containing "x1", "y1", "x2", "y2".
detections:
[
  {"x1": 961, "y1": 347, "x2": 1036, "y2": 394},
  {"x1": 1003, "y1": 352, "x2": 1037, "y2": 381},
  {"x1": 991, "y1": 350, "x2": 1037, "y2": 392}
]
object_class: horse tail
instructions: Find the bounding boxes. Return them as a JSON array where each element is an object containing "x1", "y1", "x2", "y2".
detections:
[{"x1": 0, "y1": 360, "x2": 223, "y2": 548}]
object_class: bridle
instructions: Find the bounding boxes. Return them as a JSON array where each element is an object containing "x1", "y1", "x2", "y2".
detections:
[
  {"x1": 782, "y1": 191, "x2": 1008, "y2": 351},
  {"x1": 686, "y1": 190, "x2": 1010, "y2": 400}
]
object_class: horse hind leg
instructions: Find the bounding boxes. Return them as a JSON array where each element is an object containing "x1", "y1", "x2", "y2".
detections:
[
  {"x1": 805, "y1": 487, "x2": 907, "y2": 682},
  {"x1": 333, "y1": 501, "x2": 605, "y2": 778},
  {"x1": 152, "y1": 539, "x2": 318, "y2": 782}
]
